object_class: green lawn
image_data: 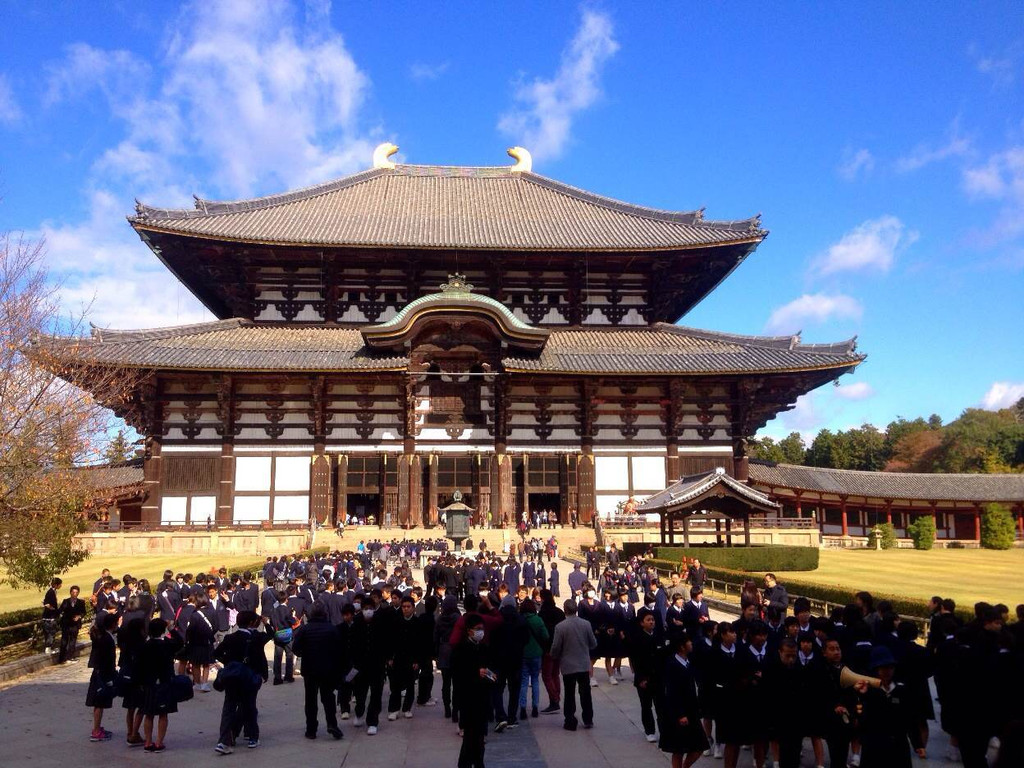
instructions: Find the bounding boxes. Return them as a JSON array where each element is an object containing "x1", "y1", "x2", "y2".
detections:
[
  {"x1": 0, "y1": 553, "x2": 262, "y2": 615},
  {"x1": 775, "y1": 548, "x2": 1024, "y2": 610}
]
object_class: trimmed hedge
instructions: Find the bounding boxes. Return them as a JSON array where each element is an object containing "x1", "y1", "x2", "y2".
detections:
[
  {"x1": 654, "y1": 546, "x2": 819, "y2": 572},
  {"x1": 645, "y1": 559, "x2": 972, "y2": 623}
]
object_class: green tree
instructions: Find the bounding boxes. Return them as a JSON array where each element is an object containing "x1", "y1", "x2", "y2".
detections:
[
  {"x1": 868, "y1": 522, "x2": 897, "y2": 549},
  {"x1": 846, "y1": 424, "x2": 887, "y2": 470},
  {"x1": 883, "y1": 417, "x2": 931, "y2": 461},
  {"x1": 907, "y1": 514, "x2": 936, "y2": 550},
  {"x1": 927, "y1": 413, "x2": 943, "y2": 429},
  {"x1": 936, "y1": 408, "x2": 1024, "y2": 473},
  {"x1": 749, "y1": 436, "x2": 784, "y2": 463},
  {"x1": 980, "y1": 503, "x2": 1016, "y2": 550},
  {"x1": 102, "y1": 428, "x2": 135, "y2": 464},
  {"x1": 777, "y1": 432, "x2": 807, "y2": 464}
]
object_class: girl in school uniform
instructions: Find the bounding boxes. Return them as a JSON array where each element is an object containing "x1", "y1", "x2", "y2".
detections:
[
  {"x1": 86, "y1": 612, "x2": 119, "y2": 742},
  {"x1": 659, "y1": 631, "x2": 709, "y2": 768}
]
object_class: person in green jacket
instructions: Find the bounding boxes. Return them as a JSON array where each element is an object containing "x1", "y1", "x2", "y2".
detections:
[{"x1": 518, "y1": 599, "x2": 550, "y2": 719}]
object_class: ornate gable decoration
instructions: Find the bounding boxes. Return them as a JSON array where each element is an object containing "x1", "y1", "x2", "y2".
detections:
[{"x1": 361, "y1": 273, "x2": 550, "y2": 353}]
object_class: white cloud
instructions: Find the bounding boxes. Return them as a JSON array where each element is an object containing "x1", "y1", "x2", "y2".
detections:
[
  {"x1": 815, "y1": 215, "x2": 917, "y2": 276},
  {"x1": 410, "y1": 61, "x2": 449, "y2": 82},
  {"x1": 833, "y1": 381, "x2": 875, "y2": 401},
  {"x1": 963, "y1": 146, "x2": 1024, "y2": 244},
  {"x1": 37, "y1": 189, "x2": 213, "y2": 330},
  {"x1": 0, "y1": 72, "x2": 23, "y2": 126},
  {"x1": 45, "y1": 0, "x2": 376, "y2": 199},
  {"x1": 35, "y1": 0, "x2": 382, "y2": 330},
  {"x1": 765, "y1": 293, "x2": 862, "y2": 334},
  {"x1": 895, "y1": 123, "x2": 971, "y2": 173},
  {"x1": 837, "y1": 147, "x2": 874, "y2": 181},
  {"x1": 981, "y1": 381, "x2": 1024, "y2": 410},
  {"x1": 971, "y1": 41, "x2": 1022, "y2": 87},
  {"x1": 498, "y1": 9, "x2": 618, "y2": 162}
]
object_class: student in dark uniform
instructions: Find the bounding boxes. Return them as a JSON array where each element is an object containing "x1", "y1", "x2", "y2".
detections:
[
  {"x1": 681, "y1": 586, "x2": 709, "y2": 640},
  {"x1": 452, "y1": 614, "x2": 493, "y2": 768},
  {"x1": 764, "y1": 638, "x2": 803, "y2": 768},
  {"x1": 136, "y1": 619, "x2": 184, "y2": 753},
  {"x1": 548, "y1": 562, "x2": 560, "y2": 597},
  {"x1": 858, "y1": 646, "x2": 912, "y2": 768},
  {"x1": 58, "y1": 585, "x2": 87, "y2": 663},
  {"x1": 658, "y1": 631, "x2": 709, "y2": 767},
  {"x1": 628, "y1": 608, "x2": 667, "y2": 743},
  {"x1": 212, "y1": 610, "x2": 269, "y2": 753},
  {"x1": 894, "y1": 620, "x2": 934, "y2": 758},
  {"x1": 86, "y1": 612, "x2": 119, "y2": 742},
  {"x1": 42, "y1": 578, "x2": 62, "y2": 655}
]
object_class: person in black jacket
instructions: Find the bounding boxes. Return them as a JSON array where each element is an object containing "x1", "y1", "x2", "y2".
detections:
[
  {"x1": 270, "y1": 588, "x2": 297, "y2": 684},
  {"x1": 86, "y1": 612, "x2": 119, "y2": 742},
  {"x1": 58, "y1": 585, "x2": 87, "y2": 663},
  {"x1": 135, "y1": 619, "x2": 184, "y2": 753},
  {"x1": 117, "y1": 616, "x2": 148, "y2": 748},
  {"x1": 490, "y1": 603, "x2": 527, "y2": 729},
  {"x1": 292, "y1": 602, "x2": 345, "y2": 740},
  {"x1": 212, "y1": 610, "x2": 270, "y2": 753},
  {"x1": 387, "y1": 596, "x2": 424, "y2": 720},
  {"x1": 659, "y1": 630, "x2": 709, "y2": 767},
  {"x1": 628, "y1": 608, "x2": 667, "y2": 743},
  {"x1": 761, "y1": 573, "x2": 789, "y2": 616},
  {"x1": 42, "y1": 578, "x2": 62, "y2": 655},
  {"x1": 452, "y1": 614, "x2": 493, "y2": 768}
]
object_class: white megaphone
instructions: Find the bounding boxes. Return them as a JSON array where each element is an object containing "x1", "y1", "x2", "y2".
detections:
[{"x1": 839, "y1": 666, "x2": 882, "y2": 689}]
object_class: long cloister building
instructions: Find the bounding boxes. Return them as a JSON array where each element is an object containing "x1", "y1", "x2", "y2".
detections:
[{"x1": 48, "y1": 145, "x2": 868, "y2": 529}]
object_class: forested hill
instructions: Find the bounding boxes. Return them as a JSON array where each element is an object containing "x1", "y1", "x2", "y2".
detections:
[{"x1": 751, "y1": 398, "x2": 1024, "y2": 474}]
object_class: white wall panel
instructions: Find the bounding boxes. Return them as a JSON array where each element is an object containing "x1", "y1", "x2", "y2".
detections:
[
  {"x1": 234, "y1": 496, "x2": 270, "y2": 523},
  {"x1": 596, "y1": 494, "x2": 628, "y2": 516},
  {"x1": 595, "y1": 456, "x2": 629, "y2": 490},
  {"x1": 235, "y1": 457, "x2": 272, "y2": 491},
  {"x1": 273, "y1": 496, "x2": 309, "y2": 523},
  {"x1": 160, "y1": 497, "x2": 187, "y2": 525},
  {"x1": 190, "y1": 496, "x2": 216, "y2": 523},
  {"x1": 632, "y1": 456, "x2": 666, "y2": 492},
  {"x1": 275, "y1": 456, "x2": 311, "y2": 491}
]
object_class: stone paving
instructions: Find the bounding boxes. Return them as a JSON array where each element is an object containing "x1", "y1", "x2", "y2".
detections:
[{"x1": 0, "y1": 556, "x2": 960, "y2": 768}]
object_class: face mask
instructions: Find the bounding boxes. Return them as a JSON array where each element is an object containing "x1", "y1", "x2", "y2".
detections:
[
  {"x1": 587, "y1": 591, "x2": 596, "y2": 599},
  {"x1": 471, "y1": 629, "x2": 485, "y2": 642},
  {"x1": 362, "y1": 609, "x2": 374, "y2": 619},
  {"x1": 479, "y1": 591, "x2": 489, "y2": 597},
  {"x1": 353, "y1": 602, "x2": 361, "y2": 610}
]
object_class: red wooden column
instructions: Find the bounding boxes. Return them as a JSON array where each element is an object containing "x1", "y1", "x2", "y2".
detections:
[
  {"x1": 973, "y1": 504, "x2": 982, "y2": 542},
  {"x1": 576, "y1": 380, "x2": 598, "y2": 524},
  {"x1": 398, "y1": 377, "x2": 419, "y2": 528},
  {"x1": 217, "y1": 437, "x2": 235, "y2": 526},
  {"x1": 426, "y1": 454, "x2": 439, "y2": 527},
  {"x1": 884, "y1": 499, "x2": 893, "y2": 525},
  {"x1": 1017, "y1": 504, "x2": 1024, "y2": 540},
  {"x1": 794, "y1": 490, "x2": 803, "y2": 518},
  {"x1": 840, "y1": 496, "x2": 849, "y2": 537}
]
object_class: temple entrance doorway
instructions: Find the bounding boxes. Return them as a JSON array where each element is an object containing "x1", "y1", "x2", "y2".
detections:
[
  {"x1": 347, "y1": 493, "x2": 380, "y2": 526},
  {"x1": 528, "y1": 492, "x2": 561, "y2": 528}
]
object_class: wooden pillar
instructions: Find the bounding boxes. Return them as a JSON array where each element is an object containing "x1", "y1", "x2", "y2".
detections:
[
  {"x1": 558, "y1": 454, "x2": 571, "y2": 524},
  {"x1": 794, "y1": 491, "x2": 803, "y2": 518},
  {"x1": 930, "y1": 502, "x2": 939, "y2": 538},
  {"x1": 1017, "y1": 504, "x2": 1024, "y2": 540},
  {"x1": 973, "y1": 504, "x2": 982, "y2": 542},
  {"x1": 522, "y1": 453, "x2": 531, "y2": 519},
  {"x1": 471, "y1": 454, "x2": 482, "y2": 526},
  {"x1": 885, "y1": 499, "x2": 893, "y2": 525},
  {"x1": 491, "y1": 453, "x2": 513, "y2": 527},
  {"x1": 744, "y1": 514, "x2": 751, "y2": 546},
  {"x1": 666, "y1": 438, "x2": 680, "y2": 484},
  {"x1": 310, "y1": 447, "x2": 331, "y2": 525},
  {"x1": 682, "y1": 514, "x2": 690, "y2": 547},
  {"x1": 715, "y1": 518, "x2": 722, "y2": 546},
  {"x1": 659, "y1": 512, "x2": 667, "y2": 545},
  {"x1": 725, "y1": 517, "x2": 733, "y2": 547},
  {"x1": 335, "y1": 454, "x2": 348, "y2": 525},
  {"x1": 142, "y1": 434, "x2": 163, "y2": 526},
  {"x1": 840, "y1": 496, "x2": 849, "y2": 537},
  {"x1": 427, "y1": 454, "x2": 439, "y2": 526},
  {"x1": 216, "y1": 437, "x2": 234, "y2": 526},
  {"x1": 399, "y1": 376, "x2": 419, "y2": 529},
  {"x1": 577, "y1": 449, "x2": 596, "y2": 524},
  {"x1": 733, "y1": 439, "x2": 749, "y2": 482}
]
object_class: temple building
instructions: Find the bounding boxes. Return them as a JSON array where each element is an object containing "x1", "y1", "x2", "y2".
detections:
[{"x1": 45, "y1": 144, "x2": 868, "y2": 530}]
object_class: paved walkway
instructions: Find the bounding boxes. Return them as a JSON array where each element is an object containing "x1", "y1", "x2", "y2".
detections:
[{"x1": 0, "y1": 556, "x2": 959, "y2": 767}]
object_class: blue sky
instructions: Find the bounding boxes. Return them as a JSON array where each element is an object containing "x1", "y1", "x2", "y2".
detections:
[{"x1": 1, "y1": 1, "x2": 1022, "y2": 440}]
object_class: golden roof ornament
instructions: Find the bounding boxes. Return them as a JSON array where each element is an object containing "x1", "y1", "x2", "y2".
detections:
[
  {"x1": 372, "y1": 142, "x2": 399, "y2": 170},
  {"x1": 507, "y1": 146, "x2": 532, "y2": 173},
  {"x1": 439, "y1": 274, "x2": 474, "y2": 294}
]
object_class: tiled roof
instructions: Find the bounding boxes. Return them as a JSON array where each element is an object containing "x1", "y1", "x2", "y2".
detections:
[
  {"x1": 43, "y1": 320, "x2": 864, "y2": 376},
  {"x1": 749, "y1": 461, "x2": 1024, "y2": 503},
  {"x1": 130, "y1": 164, "x2": 766, "y2": 251},
  {"x1": 503, "y1": 324, "x2": 864, "y2": 375},
  {"x1": 638, "y1": 468, "x2": 780, "y2": 512},
  {"x1": 77, "y1": 460, "x2": 145, "y2": 491}
]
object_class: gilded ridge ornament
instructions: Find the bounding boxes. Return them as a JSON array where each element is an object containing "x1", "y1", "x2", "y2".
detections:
[{"x1": 372, "y1": 142, "x2": 399, "y2": 170}]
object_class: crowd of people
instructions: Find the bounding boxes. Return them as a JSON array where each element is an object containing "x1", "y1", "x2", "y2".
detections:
[{"x1": 42, "y1": 544, "x2": 1024, "y2": 767}]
